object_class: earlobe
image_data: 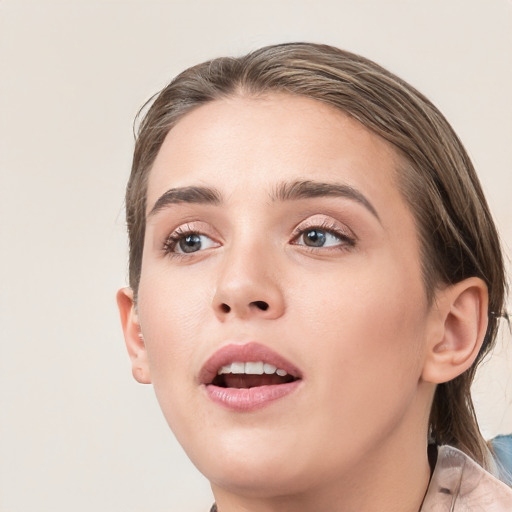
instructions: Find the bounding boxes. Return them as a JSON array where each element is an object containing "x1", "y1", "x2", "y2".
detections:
[
  {"x1": 422, "y1": 277, "x2": 489, "y2": 384},
  {"x1": 116, "y1": 287, "x2": 152, "y2": 384}
]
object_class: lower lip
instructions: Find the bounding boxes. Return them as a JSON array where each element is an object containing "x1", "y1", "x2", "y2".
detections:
[{"x1": 204, "y1": 381, "x2": 301, "y2": 412}]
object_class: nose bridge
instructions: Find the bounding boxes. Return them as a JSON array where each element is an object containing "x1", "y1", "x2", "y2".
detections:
[{"x1": 213, "y1": 234, "x2": 285, "y2": 320}]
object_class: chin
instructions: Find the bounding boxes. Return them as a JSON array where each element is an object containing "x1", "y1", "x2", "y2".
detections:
[
  {"x1": 182, "y1": 428, "x2": 327, "y2": 498},
  {"x1": 206, "y1": 459, "x2": 313, "y2": 499}
]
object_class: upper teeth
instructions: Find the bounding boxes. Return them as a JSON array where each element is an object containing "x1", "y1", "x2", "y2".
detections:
[{"x1": 217, "y1": 361, "x2": 288, "y2": 377}]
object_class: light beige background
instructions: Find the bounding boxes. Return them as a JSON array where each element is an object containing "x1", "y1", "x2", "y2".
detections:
[{"x1": 1, "y1": 1, "x2": 511, "y2": 511}]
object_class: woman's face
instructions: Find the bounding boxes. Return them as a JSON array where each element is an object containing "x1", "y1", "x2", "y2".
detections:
[{"x1": 134, "y1": 94, "x2": 438, "y2": 496}]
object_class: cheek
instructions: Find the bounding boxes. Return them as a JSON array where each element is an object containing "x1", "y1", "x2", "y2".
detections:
[
  {"x1": 292, "y1": 250, "x2": 428, "y2": 389},
  {"x1": 137, "y1": 268, "x2": 213, "y2": 383},
  {"x1": 136, "y1": 280, "x2": 212, "y2": 437},
  {"x1": 283, "y1": 259, "x2": 429, "y2": 463}
]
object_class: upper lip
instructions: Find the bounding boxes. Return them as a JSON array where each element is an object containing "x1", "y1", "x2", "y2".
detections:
[{"x1": 199, "y1": 342, "x2": 303, "y2": 385}]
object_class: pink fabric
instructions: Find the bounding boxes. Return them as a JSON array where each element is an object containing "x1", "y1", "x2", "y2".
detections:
[{"x1": 421, "y1": 445, "x2": 512, "y2": 511}]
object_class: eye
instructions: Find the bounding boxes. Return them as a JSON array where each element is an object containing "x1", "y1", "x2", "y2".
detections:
[
  {"x1": 292, "y1": 219, "x2": 356, "y2": 251},
  {"x1": 164, "y1": 230, "x2": 219, "y2": 255},
  {"x1": 296, "y1": 228, "x2": 345, "y2": 248}
]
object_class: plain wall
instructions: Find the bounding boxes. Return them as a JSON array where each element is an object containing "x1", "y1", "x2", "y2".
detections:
[{"x1": 1, "y1": 1, "x2": 511, "y2": 511}]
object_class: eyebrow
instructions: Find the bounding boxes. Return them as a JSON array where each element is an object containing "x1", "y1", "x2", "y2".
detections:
[
  {"x1": 148, "y1": 180, "x2": 380, "y2": 221},
  {"x1": 148, "y1": 186, "x2": 222, "y2": 217},
  {"x1": 271, "y1": 180, "x2": 380, "y2": 221}
]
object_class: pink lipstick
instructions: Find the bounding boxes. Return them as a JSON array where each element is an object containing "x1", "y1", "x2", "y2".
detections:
[{"x1": 199, "y1": 342, "x2": 302, "y2": 411}]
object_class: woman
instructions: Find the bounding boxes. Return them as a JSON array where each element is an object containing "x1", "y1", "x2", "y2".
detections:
[{"x1": 117, "y1": 43, "x2": 512, "y2": 511}]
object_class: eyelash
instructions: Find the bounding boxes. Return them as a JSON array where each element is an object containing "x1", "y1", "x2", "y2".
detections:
[
  {"x1": 291, "y1": 221, "x2": 356, "y2": 251},
  {"x1": 162, "y1": 224, "x2": 214, "y2": 258},
  {"x1": 162, "y1": 220, "x2": 356, "y2": 258}
]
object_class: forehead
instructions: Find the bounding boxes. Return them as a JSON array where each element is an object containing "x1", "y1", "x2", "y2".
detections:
[{"x1": 146, "y1": 94, "x2": 405, "y2": 215}]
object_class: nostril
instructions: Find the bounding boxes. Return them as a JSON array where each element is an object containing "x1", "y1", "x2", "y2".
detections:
[
  {"x1": 220, "y1": 304, "x2": 231, "y2": 313},
  {"x1": 252, "y1": 300, "x2": 269, "y2": 311},
  {"x1": 220, "y1": 303, "x2": 231, "y2": 313}
]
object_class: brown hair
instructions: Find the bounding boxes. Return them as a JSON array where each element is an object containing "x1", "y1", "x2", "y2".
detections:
[{"x1": 124, "y1": 42, "x2": 507, "y2": 469}]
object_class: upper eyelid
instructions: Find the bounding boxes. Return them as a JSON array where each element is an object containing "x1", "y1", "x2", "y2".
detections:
[
  {"x1": 161, "y1": 215, "x2": 356, "y2": 243},
  {"x1": 166, "y1": 221, "x2": 220, "y2": 239},
  {"x1": 291, "y1": 216, "x2": 356, "y2": 238},
  {"x1": 172, "y1": 223, "x2": 203, "y2": 235}
]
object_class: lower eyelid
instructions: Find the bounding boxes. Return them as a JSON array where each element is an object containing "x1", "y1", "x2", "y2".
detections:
[{"x1": 304, "y1": 233, "x2": 354, "y2": 246}]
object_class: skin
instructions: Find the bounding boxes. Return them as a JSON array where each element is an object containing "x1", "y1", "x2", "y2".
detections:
[{"x1": 118, "y1": 94, "x2": 488, "y2": 512}]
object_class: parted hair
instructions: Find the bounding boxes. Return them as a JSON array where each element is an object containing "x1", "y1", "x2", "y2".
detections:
[{"x1": 125, "y1": 42, "x2": 507, "y2": 470}]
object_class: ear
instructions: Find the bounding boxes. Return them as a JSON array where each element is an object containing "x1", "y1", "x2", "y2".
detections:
[
  {"x1": 116, "y1": 287, "x2": 151, "y2": 384},
  {"x1": 422, "y1": 277, "x2": 489, "y2": 384}
]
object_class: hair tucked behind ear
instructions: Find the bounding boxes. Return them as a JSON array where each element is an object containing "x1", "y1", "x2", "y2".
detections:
[{"x1": 125, "y1": 42, "x2": 507, "y2": 469}]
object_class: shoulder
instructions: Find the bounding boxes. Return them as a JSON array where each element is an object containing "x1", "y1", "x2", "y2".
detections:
[{"x1": 421, "y1": 445, "x2": 512, "y2": 511}]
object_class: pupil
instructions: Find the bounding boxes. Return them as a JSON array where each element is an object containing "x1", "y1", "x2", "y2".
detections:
[
  {"x1": 179, "y1": 234, "x2": 201, "y2": 253},
  {"x1": 305, "y1": 229, "x2": 326, "y2": 247}
]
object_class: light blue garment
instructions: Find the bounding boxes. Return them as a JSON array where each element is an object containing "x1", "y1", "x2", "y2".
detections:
[{"x1": 490, "y1": 434, "x2": 512, "y2": 485}]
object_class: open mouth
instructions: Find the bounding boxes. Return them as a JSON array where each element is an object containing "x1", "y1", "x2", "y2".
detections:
[
  {"x1": 201, "y1": 343, "x2": 302, "y2": 410},
  {"x1": 211, "y1": 361, "x2": 298, "y2": 389}
]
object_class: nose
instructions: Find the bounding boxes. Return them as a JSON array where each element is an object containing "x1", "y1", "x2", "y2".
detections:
[{"x1": 212, "y1": 244, "x2": 285, "y2": 321}]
